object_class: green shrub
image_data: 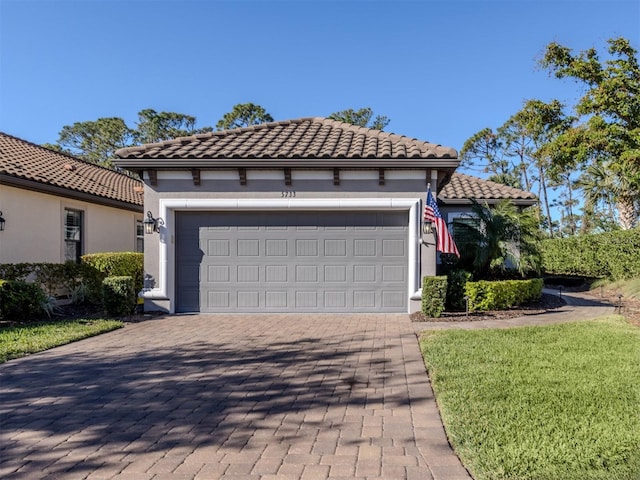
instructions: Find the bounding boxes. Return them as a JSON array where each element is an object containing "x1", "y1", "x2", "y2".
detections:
[
  {"x1": 465, "y1": 278, "x2": 543, "y2": 312},
  {"x1": 446, "y1": 270, "x2": 472, "y2": 311},
  {"x1": 541, "y1": 229, "x2": 640, "y2": 280},
  {"x1": 0, "y1": 279, "x2": 47, "y2": 321},
  {"x1": 422, "y1": 276, "x2": 448, "y2": 318},
  {"x1": 102, "y1": 276, "x2": 136, "y2": 317},
  {"x1": 0, "y1": 263, "x2": 35, "y2": 282},
  {"x1": 0, "y1": 262, "x2": 102, "y2": 304},
  {"x1": 83, "y1": 252, "x2": 143, "y2": 296}
]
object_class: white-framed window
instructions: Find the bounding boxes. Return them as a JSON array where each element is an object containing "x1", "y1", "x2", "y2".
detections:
[
  {"x1": 64, "y1": 208, "x2": 84, "y2": 263},
  {"x1": 136, "y1": 219, "x2": 144, "y2": 253}
]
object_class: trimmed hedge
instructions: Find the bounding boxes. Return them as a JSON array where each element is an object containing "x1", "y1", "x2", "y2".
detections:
[
  {"x1": 541, "y1": 228, "x2": 640, "y2": 280},
  {"x1": 0, "y1": 279, "x2": 46, "y2": 321},
  {"x1": 0, "y1": 261, "x2": 103, "y2": 303},
  {"x1": 102, "y1": 276, "x2": 136, "y2": 317},
  {"x1": 422, "y1": 276, "x2": 448, "y2": 318},
  {"x1": 82, "y1": 252, "x2": 143, "y2": 294},
  {"x1": 464, "y1": 278, "x2": 543, "y2": 312},
  {"x1": 0, "y1": 253, "x2": 143, "y2": 315},
  {"x1": 446, "y1": 270, "x2": 472, "y2": 311}
]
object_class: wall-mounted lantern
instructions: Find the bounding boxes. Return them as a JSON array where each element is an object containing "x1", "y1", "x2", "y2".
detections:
[
  {"x1": 422, "y1": 219, "x2": 432, "y2": 235},
  {"x1": 0, "y1": 211, "x2": 5, "y2": 231},
  {"x1": 143, "y1": 211, "x2": 164, "y2": 234}
]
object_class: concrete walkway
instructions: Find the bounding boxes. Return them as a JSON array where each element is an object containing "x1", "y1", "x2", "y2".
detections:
[{"x1": 0, "y1": 290, "x2": 613, "y2": 480}]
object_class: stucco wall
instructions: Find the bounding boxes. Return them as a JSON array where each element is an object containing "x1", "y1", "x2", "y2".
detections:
[
  {"x1": 0, "y1": 184, "x2": 143, "y2": 264},
  {"x1": 140, "y1": 168, "x2": 444, "y2": 313}
]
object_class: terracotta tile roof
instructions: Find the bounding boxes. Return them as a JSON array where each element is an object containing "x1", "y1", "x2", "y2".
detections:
[
  {"x1": 440, "y1": 173, "x2": 537, "y2": 205},
  {"x1": 1, "y1": 132, "x2": 143, "y2": 207},
  {"x1": 116, "y1": 117, "x2": 458, "y2": 160}
]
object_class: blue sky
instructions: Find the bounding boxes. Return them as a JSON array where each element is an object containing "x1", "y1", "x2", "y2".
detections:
[{"x1": 1, "y1": 0, "x2": 638, "y2": 163}]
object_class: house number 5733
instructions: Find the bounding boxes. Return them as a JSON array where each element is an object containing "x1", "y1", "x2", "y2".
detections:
[{"x1": 281, "y1": 191, "x2": 296, "y2": 197}]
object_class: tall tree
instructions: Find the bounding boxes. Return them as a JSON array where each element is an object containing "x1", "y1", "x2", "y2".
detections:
[
  {"x1": 540, "y1": 37, "x2": 640, "y2": 229},
  {"x1": 460, "y1": 128, "x2": 522, "y2": 188},
  {"x1": 50, "y1": 109, "x2": 213, "y2": 167},
  {"x1": 461, "y1": 101, "x2": 573, "y2": 236},
  {"x1": 328, "y1": 107, "x2": 390, "y2": 131},
  {"x1": 134, "y1": 109, "x2": 212, "y2": 144},
  {"x1": 501, "y1": 99, "x2": 574, "y2": 236},
  {"x1": 55, "y1": 117, "x2": 133, "y2": 167},
  {"x1": 216, "y1": 103, "x2": 273, "y2": 130}
]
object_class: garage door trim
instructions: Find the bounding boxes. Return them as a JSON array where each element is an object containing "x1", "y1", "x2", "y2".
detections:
[{"x1": 143, "y1": 197, "x2": 421, "y2": 313}]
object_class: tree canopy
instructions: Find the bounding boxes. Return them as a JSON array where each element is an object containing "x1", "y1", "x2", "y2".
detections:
[
  {"x1": 328, "y1": 107, "x2": 390, "y2": 131},
  {"x1": 540, "y1": 37, "x2": 640, "y2": 229},
  {"x1": 134, "y1": 109, "x2": 212, "y2": 145},
  {"x1": 47, "y1": 109, "x2": 213, "y2": 168},
  {"x1": 460, "y1": 36, "x2": 639, "y2": 234},
  {"x1": 55, "y1": 117, "x2": 133, "y2": 167},
  {"x1": 215, "y1": 103, "x2": 274, "y2": 130}
]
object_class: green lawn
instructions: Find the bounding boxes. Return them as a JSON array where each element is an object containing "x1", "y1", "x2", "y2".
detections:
[
  {"x1": 0, "y1": 319, "x2": 123, "y2": 363},
  {"x1": 419, "y1": 316, "x2": 640, "y2": 480}
]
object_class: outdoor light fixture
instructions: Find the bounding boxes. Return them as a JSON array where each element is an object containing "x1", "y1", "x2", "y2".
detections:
[
  {"x1": 0, "y1": 211, "x2": 5, "y2": 231},
  {"x1": 143, "y1": 211, "x2": 163, "y2": 234},
  {"x1": 422, "y1": 220, "x2": 432, "y2": 235}
]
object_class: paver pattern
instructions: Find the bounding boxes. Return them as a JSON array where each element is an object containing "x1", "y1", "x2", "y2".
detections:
[
  {"x1": 1, "y1": 290, "x2": 612, "y2": 480},
  {"x1": 0, "y1": 313, "x2": 470, "y2": 480}
]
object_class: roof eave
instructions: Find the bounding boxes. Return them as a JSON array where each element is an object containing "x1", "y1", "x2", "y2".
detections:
[
  {"x1": 440, "y1": 197, "x2": 538, "y2": 206},
  {"x1": 113, "y1": 157, "x2": 461, "y2": 171}
]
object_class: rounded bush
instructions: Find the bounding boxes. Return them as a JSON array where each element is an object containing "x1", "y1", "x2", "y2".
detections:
[
  {"x1": 0, "y1": 280, "x2": 47, "y2": 321},
  {"x1": 102, "y1": 276, "x2": 136, "y2": 317}
]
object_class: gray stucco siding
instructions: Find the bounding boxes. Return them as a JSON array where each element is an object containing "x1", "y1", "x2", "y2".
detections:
[{"x1": 140, "y1": 170, "x2": 437, "y2": 313}]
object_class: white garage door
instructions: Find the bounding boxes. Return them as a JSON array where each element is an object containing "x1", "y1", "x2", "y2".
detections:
[{"x1": 175, "y1": 211, "x2": 408, "y2": 313}]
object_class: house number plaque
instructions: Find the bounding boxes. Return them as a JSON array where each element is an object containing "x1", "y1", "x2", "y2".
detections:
[{"x1": 281, "y1": 191, "x2": 296, "y2": 197}]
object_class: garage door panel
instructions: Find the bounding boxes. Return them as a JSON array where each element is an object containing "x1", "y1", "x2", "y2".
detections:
[
  {"x1": 295, "y1": 291, "x2": 317, "y2": 308},
  {"x1": 354, "y1": 290, "x2": 376, "y2": 308},
  {"x1": 176, "y1": 211, "x2": 408, "y2": 313},
  {"x1": 383, "y1": 239, "x2": 405, "y2": 256},
  {"x1": 266, "y1": 291, "x2": 287, "y2": 308},
  {"x1": 354, "y1": 239, "x2": 376, "y2": 256},
  {"x1": 238, "y1": 291, "x2": 259, "y2": 308},
  {"x1": 237, "y1": 239, "x2": 259, "y2": 256},
  {"x1": 208, "y1": 291, "x2": 229, "y2": 308},
  {"x1": 383, "y1": 291, "x2": 405, "y2": 308},
  {"x1": 207, "y1": 239, "x2": 230, "y2": 256},
  {"x1": 208, "y1": 265, "x2": 229, "y2": 283},
  {"x1": 383, "y1": 265, "x2": 405, "y2": 282}
]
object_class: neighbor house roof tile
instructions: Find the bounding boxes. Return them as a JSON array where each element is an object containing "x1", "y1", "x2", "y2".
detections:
[
  {"x1": 440, "y1": 173, "x2": 537, "y2": 203},
  {"x1": 115, "y1": 117, "x2": 458, "y2": 160},
  {"x1": 0, "y1": 132, "x2": 143, "y2": 207}
]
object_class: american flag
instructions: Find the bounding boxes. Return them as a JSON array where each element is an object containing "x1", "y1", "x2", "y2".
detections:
[{"x1": 424, "y1": 189, "x2": 460, "y2": 257}]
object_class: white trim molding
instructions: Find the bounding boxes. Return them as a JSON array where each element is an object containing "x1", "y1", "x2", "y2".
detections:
[{"x1": 141, "y1": 197, "x2": 423, "y2": 313}]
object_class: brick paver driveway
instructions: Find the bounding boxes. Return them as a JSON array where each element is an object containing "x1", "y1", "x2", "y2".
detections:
[{"x1": 0, "y1": 313, "x2": 470, "y2": 480}]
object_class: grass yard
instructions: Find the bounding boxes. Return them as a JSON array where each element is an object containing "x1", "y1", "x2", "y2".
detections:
[
  {"x1": 0, "y1": 319, "x2": 123, "y2": 363},
  {"x1": 419, "y1": 316, "x2": 640, "y2": 480}
]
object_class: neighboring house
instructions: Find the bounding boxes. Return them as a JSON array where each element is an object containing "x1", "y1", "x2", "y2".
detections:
[
  {"x1": 0, "y1": 132, "x2": 145, "y2": 264},
  {"x1": 114, "y1": 117, "x2": 536, "y2": 315},
  {"x1": 439, "y1": 171, "x2": 537, "y2": 232}
]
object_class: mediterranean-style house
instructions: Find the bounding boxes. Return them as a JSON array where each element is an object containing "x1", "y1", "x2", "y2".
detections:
[
  {"x1": 0, "y1": 132, "x2": 145, "y2": 264},
  {"x1": 115, "y1": 117, "x2": 536, "y2": 314}
]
